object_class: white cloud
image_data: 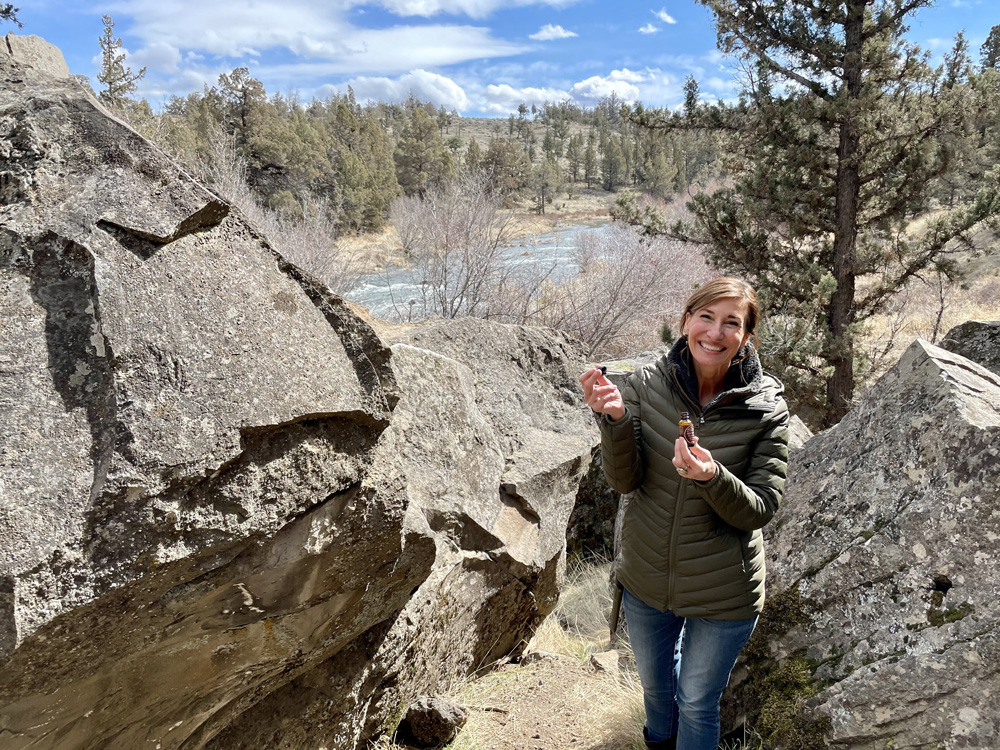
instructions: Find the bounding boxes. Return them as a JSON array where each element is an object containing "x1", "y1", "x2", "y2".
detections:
[
  {"x1": 652, "y1": 7, "x2": 676, "y2": 24},
  {"x1": 924, "y1": 37, "x2": 954, "y2": 51},
  {"x1": 370, "y1": 0, "x2": 582, "y2": 19},
  {"x1": 480, "y1": 82, "x2": 572, "y2": 113},
  {"x1": 639, "y1": 23, "x2": 660, "y2": 34},
  {"x1": 130, "y1": 41, "x2": 182, "y2": 72},
  {"x1": 324, "y1": 69, "x2": 471, "y2": 110},
  {"x1": 608, "y1": 67, "x2": 645, "y2": 83},
  {"x1": 570, "y1": 74, "x2": 641, "y2": 104},
  {"x1": 530, "y1": 24, "x2": 577, "y2": 41},
  {"x1": 109, "y1": 1, "x2": 527, "y2": 76}
]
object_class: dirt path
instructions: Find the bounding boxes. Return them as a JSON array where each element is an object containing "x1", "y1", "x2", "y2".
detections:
[
  {"x1": 374, "y1": 648, "x2": 644, "y2": 750},
  {"x1": 454, "y1": 653, "x2": 642, "y2": 750}
]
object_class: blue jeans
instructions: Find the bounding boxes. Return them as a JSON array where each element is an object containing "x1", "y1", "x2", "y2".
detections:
[{"x1": 622, "y1": 587, "x2": 757, "y2": 749}]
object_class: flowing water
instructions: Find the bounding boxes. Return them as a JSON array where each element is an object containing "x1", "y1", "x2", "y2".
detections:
[{"x1": 344, "y1": 222, "x2": 610, "y2": 321}]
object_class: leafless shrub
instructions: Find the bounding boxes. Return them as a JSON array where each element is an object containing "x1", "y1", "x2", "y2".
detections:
[
  {"x1": 389, "y1": 170, "x2": 526, "y2": 318},
  {"x1": 197, "y1": 125, "x2": 360, "y2": 294},
  {"x1": 387, "y1": 176, "x2": 711, "y2": 354},
  {"x1": 533, "y1": 223, "x2": 712, "y2": 358}
]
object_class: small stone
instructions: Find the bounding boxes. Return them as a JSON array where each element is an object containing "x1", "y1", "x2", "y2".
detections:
[
  {"x1": 590, "y1": 650, "x2": 621, "y2": 673},
  {"x1": 401, "y1": 695, "x2": 468, "y2": 748}
]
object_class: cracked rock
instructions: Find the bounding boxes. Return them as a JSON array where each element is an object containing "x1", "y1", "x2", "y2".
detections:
[
  {"x1": 725, "y1": 338, "x2": 1000, "y2": 750},
  {"x1": 1, "y1": 34, "x2": 598, "y2": 750}
]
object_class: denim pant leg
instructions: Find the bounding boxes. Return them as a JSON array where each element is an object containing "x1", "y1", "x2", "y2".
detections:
[
  {"x1": 621, "y1": 588, "x2": 683, "y2": 743},
  {"x1": 676, "y1": 615, "x2": 758, "y2": 750}
]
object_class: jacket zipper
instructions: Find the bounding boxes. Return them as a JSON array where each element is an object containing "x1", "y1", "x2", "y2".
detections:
[{"x1": 667, "y1": 373, "x2": 703, "y2": 609}]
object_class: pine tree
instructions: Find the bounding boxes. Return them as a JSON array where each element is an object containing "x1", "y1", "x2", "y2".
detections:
[
  {"x1": 331, "y1": 94, "x2": 400, "y2": 231},
  {"x1": 601, "y1": 135, "x2": 624, "y2": 191},
  {"x1": 583, "y1": 131, "x2": 598, "y2": 188},
  {"x1": 216, "y1": 67, "x2": 267, "y2": 152},
  {"x1": 97, "y1": 15, "x2": 146, "y2": 111},
  {"x1": 981, "y1": 24, "x2": 1000, "y2": 71},
  {"x1": 529, "y1": 158, "x2": 564, "y2": 214},
  {"x1": 565, "y1": 134, "x2": 583, "y2": 184},
  {"x1": 1, "y1": 4, "x2": 22, "y2": 27},
  {"x1": 625, "y1": 0, "x2": 1000, "y2": 425},
  {"x1": 480, "y1": 137, "x2": 531, "y2": 197}
]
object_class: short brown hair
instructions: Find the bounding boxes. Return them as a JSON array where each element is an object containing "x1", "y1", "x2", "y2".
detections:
[{"x1": 680, "y1": 277, "x2": 760, "y2": 340}]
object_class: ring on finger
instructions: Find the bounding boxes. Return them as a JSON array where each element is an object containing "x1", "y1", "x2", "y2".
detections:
[{"x1": 677, "y1": 466, "x2": 688, "y2": 475}]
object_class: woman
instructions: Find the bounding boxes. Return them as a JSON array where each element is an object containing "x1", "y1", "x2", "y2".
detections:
[{"x1": 580, "y1": 277, "x2": 788, "y2": 750}]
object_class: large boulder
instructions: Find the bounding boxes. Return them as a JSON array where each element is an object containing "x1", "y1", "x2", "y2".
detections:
[
  {"x1": 728, "y1": 339, "x2": 1000, "y2": 749},
  {"x1": 201, "y1": 320, "x2": 596, "y2": 749},
  {"x1": 0, "y1": 35, "x2": 598, "y2": 749},
  {"x1": 940, "y1": 319, "x2": 1000, "y2": 377}
]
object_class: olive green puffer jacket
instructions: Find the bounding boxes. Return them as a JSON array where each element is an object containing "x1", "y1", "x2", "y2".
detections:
[{"x1": 601, "y1": 338, "x2": 789, "y2": 620}]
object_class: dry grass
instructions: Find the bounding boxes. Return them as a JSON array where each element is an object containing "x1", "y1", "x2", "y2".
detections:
[
  {"x1": 857, "y1": 257, "x2": 1000, "y2": 391},
  {"x1": 337, "y1": 226, "x2": 408, "y2": 274},
  {"x1": 367, "y1": 559, "x2": 646, "y2": 750}
]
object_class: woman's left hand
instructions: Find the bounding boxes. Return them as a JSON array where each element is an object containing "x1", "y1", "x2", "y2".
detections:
[{"x1": 673, "y1": 437, "x2": 718, "y2": 482}]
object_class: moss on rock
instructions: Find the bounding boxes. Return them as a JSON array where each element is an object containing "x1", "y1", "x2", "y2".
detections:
[{"x1": 727, "y1": 584, "x2": 832, "y2": 750}]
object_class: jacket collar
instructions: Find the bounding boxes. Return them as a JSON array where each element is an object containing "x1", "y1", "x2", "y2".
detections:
[{"x1": 659, "y1": 335, "x2": 764, "y2": 410}]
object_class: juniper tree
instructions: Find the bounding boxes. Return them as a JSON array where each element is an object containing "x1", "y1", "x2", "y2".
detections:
[
  {"x1": 622, "y1": 0, "x2": 1000, "y2": 425},
  {"x1": 394, "y1": 106, "x2": 453, "y2": 197},
  {"x1": 97, "y1": 15, "x2": 145, "y2": 111}
]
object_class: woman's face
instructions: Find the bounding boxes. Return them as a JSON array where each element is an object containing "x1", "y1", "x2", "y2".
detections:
[{"x1": 683, "y1": 297, "x2": 751, "y2": 370}]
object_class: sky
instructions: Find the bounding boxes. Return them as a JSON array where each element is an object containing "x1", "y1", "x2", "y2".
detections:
[{"x1": 7, "y1": 1, "x2": 998, "y2": 117}]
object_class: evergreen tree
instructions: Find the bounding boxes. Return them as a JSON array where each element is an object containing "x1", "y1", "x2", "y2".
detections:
[
  {"x1": 583, "y1": 131, "x2": 598, "y2": 188},
  {"x1": 625, "y1": 0, "x2": 1000, "y2": 425},
  {"x1": 480, "y1": 137, "x2": 531, "y2": 197},
  {"x1": 542, "y1": 128, "x2": 556, "y2": 159},
  {"x1": 330, "y1": 93, "x2": 400, "y2": 231},
  {"x1": 217, "y1": 67, "x2": 267, "y2": 155},
  {"x1": 601, "y1": 135, "x2": 624, "y2": 191},
  {"x1": 96, "y1": 15, "x2": 146, "y2": 111},
  {"x1": 529, "y1": 158, "x2": 564, "y2": 214},
  {"x1": 394, "y1": 106, "x2": 453, "y2": 197},
  {"x1": 465, "y1": 137, "x2": 483, "y2": 172},
  {"x1": 1, "y1": 4, "x2": 21, "y2": 27},
  {"x1": 565, "y1": 134, "x2": 584, "y2": 184},
  {"x1": 982, "y1": 24, "x2": 1000, "y2": 71}
]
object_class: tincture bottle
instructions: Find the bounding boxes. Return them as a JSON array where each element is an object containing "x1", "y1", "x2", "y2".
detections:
[{"x1": 678, "y1": 412, "x2": 696, "y2": 447}]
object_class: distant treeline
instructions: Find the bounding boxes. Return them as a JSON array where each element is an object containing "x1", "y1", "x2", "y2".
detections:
[{"x1": 118, "y1": 69, "x2": 722, "y2": 233}]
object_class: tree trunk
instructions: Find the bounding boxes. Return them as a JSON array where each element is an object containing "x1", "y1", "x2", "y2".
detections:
[{"x1": 825, "y1": 0, "x2": 865, "y2": 426}]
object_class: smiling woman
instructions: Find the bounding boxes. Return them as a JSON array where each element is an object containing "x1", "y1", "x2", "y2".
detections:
[{"x1": 580, "y1": 276, "x2": 789, "y2": 750}]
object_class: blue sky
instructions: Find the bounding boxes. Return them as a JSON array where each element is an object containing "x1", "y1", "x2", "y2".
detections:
[{"x1": 8, "y1": 1, "x2": 997, "y2": 116}]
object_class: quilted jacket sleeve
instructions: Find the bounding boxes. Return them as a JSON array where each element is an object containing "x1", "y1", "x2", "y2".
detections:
[
  {"x1": 695, "y1": 399, "x2": 790, "y2": 531},
  {"x1": 599, "y1": 376, "x2": 646, "y2": 494}
]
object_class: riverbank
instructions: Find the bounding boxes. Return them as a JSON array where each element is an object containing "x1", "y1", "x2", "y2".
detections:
[{"x1": 338, "y1": 186, "x2": 616, "y2": 275}]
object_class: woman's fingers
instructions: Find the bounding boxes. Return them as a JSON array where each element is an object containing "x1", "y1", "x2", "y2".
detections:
[{"x1": 581, "y1": 367, "x2": 623, "y2": 416}]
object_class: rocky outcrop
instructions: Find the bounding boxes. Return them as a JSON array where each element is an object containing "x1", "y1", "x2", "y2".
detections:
[
  {"x1": 729, "y1": 339, "x2": 1000, "y2": 749},
  {"x1": 201, "y1": 321, "x2": 595, "y2": 749},
  {"x1": 0, "y1": 36, "x2": 597, "y2": 750},
  {"x1": 940, "y1": 319, "x2": 1000, "y2": 377}
]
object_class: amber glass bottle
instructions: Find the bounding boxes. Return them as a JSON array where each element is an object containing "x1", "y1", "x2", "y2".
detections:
[{"x1": 678, "y1": 412, "x2": 696, "y2": 447}]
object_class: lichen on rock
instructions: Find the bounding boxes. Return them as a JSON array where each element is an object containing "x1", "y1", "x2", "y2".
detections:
[{"x1": 727, "y1": 338, "x2": 1000, "y2": 749}]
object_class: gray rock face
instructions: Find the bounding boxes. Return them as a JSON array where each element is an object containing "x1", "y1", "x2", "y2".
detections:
[
  {"x1": 2, "y1": 34, "x2": 71, "y2": 79},
  {"x1": 739, "y1": 339, "x2": 1000, "y2": 749},
  {"x1": 0, "y1": 37, "x2": 598, "y2": 750},
  {"x1": 201, "y1": 320, "x2": 596, "y2": 749},
  {"x1": 940, "y1": 319, "x2": 1000, "y2": 377}
]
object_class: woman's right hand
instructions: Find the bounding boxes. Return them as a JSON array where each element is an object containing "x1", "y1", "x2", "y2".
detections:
[{"x1": 579, "y1": 367, "x2": 626, "y2": 422}]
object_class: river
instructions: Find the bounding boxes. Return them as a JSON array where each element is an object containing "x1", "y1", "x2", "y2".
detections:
[{"x1": 344, "y1": 222, "x2": 610, "y2": 321}]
